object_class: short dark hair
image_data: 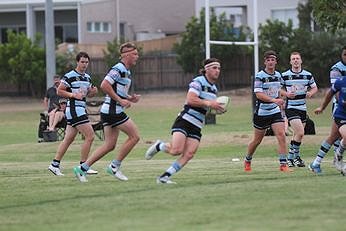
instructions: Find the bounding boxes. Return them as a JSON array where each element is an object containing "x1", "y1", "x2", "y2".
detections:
[
  {"x1": 264, "y1": 50, "x2": 278, "y2": 60},
  {"x1": 200, "y1": 58, "x2": 221, "y2": 74},
  {"x1": 76, "y1": 51, "x2": 90, "y2": 62},
  {"x1": 120, "y1": 42, "x2": 137, "y2": 54}
]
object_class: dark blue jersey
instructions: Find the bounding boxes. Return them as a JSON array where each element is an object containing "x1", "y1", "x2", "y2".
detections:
[{"x1": 332, "y1": 77, "x2": 346, "y2": 120}]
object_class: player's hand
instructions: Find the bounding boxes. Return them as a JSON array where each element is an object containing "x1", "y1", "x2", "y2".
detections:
[
  {"x1": 209, "y1": 100, "x2": 225, "y2": 113},
  {"x1": 272, "y1": 98, "x2": 284, "y2": 106},
  {"x1": 314, "y1": 107, "x2": 323, "y2": 115},
  {"x1": 72, "y1": 91, "x2": 83, "y2": 100},
  {"x1": 120, "y1": 99, "x2": 131, "y2": 108},
  {"x1": 128, "y1": 94, "x2": 141, "y2": 103}
]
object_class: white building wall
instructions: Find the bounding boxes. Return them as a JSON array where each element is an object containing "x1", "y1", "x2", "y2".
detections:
[{"x1": 195, "y1": 0, "x2": 306, "y2": 30}]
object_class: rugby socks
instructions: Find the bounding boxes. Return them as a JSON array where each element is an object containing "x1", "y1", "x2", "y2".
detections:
[
  {"x1": 160, "y1": 161, "x2": 182, "y2": 178},
  {"x1": 244, "y1": 154, "x2": 252, "y2": 162},
  {"x1": 51, "y1": 159, "x2": 60, "y2": 168},
  {"x1": 279, "y1": 154, "x2": 287, "y2": 165},
  {"x1": 159, "y1": 142, "x2": 167, "y2": 152},
  {"x1": 80, "y1": 161, "x2": 90, "y2": 172},
  {"x1": 111, "y1": 159, "x2": 122, "y2": 169},
  {"x1": 333, "y1": 138, "x2": 341, "y2": 153},
  {"x1": 313, "y1": 141, "x2": 331, "y2": 166},
  {"x1": 336, "y1": 139, "x2": 346, "y2": 157},
  {"x1": 289, "y1": 140, "x2": 301, "y2": 159}
]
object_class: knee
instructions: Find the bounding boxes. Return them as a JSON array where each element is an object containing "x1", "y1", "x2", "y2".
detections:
[
  {"x1": 184, "y1": 151, "x2": 195, "y2": 161},
  {"x1": 170, "y1": 147, "x2": 183, "y2": 156},
  {"x1": 85, "y1": 134, "x2": 95, "y2": 143},
  {"x1": 130, "y1": 134, "x2": 140, "y2": 144},
  {"x1": 105, "y1": 143, "x2": 116, "y2": 152}
]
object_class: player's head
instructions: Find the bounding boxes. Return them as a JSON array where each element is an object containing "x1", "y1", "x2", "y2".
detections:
[
  {"x1": 289, "y1": 51, "x2": 302, "y2": 69},
  {"x1": 75, "y1": 51, "x2": 90, "y2": 73},
  {"x1": 76, "y1": 51, "x2": 90, "y2": 62},
  {"x1": 120, "y1": 42, "x2": 139, "y2": 66},
  {"x1": 201, "y1": 58, "x2": 221, "y2": 83},
  {"x1": 201, "y1": 58, "x2": 221, "y2": 74},
  {"x1": 263, "y1": 50, "x2": 278, "y2": 69},
  {"x1": 263, "y1": 50, "x2": 278, "y2": 60}
]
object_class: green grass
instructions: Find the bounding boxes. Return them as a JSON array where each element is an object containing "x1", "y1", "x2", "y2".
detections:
[{"x1": 0, "y1": 93, "x2": 345, "y2": 231}]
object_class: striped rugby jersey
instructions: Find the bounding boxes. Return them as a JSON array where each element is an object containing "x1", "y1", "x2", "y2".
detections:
[
  {"x1": 253, "y1": 70, "x2": 282, "y2": 116},
  {"x1": 61, "y1": 69, "x2": 92, "y2": 119},
  {"x1": 100, "y1": 62, "x2": 132, "y2": 115},
  {"x1": 180, "y1": 75, "x2": 218, "y2": 128},
  {"x1": 281, "y1": 69, "x2": 316, "y2": 111}
]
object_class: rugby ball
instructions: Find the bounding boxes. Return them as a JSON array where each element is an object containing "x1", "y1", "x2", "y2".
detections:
[{"x1": 210, "y1": 96, "x2": 230, "y2": 115}]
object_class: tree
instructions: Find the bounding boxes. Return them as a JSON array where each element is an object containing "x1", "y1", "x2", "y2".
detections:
[
  {"x1": 311, "y1": 0, "x2": 346, "y2": 33},
  {"x1": 258, "y1": 0, "x2": 346, "y2": 87},
  {"x1": 103, "y1": 38, "x2": 122, "y2": 68},
  {"x1": 173, "y1": 8, "x2": 252, "y2": 74},
  {"x1": 0, "y1": 31, "x2": 45, "y2": 97},
  {"x1": 56, "y1": 47, "x2": 79, "y2": 76}
]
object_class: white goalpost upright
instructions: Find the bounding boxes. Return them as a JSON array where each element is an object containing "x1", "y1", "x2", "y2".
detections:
[{"x1": 204, "y1": 0, "x2": 259, "y2": 75}]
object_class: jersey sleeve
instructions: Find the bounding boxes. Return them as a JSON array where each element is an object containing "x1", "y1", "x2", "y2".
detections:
[{"x1": 188, "y1": 80, "x2": 202, "y2": 96}]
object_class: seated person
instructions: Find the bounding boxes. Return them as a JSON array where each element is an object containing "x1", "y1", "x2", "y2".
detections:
[{"x1": 47, "y1": 98, "x2": 67, "y2": 131}]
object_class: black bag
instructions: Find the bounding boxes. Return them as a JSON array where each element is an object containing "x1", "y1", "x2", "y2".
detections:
[
  {"x1": 43, "y1": 130, "x2": 58, "y2": 142},
  {"x1": 304, "y1": 117, "x2": 316, "y2": 135}
]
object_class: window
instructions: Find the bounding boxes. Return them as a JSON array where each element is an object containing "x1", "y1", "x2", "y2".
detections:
[
  {"x1": 271, "y1": 9, "x2": 298, "y2": 28},
  {"x1": 86, "y1": 22, "x2": 111, "y2": 33}
]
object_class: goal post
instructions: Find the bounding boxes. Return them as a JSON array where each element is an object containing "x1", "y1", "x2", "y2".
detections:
[{"x1": 204, "y1": 0, "x2": 259, "y2": 75}]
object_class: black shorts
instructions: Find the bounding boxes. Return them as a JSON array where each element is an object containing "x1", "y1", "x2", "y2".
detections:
[
  {"x1": 171, "y1": 116, "x2": 202, "y2": 141},
  {"x1": 285, "y1": 108, "x2": 307, "y2": 123},
  {"x1": 101, "y1": 112, "x2": 129, "y2": 128},
  {"x1": 67, "y1": 114, "x2": 89, "y2": 127},
  {"x1": 253, "y1": 112, "x2": 284, "y2": 130},
  {"x1": 334, "y1": 118, "x2": 346, "y2": 128}
]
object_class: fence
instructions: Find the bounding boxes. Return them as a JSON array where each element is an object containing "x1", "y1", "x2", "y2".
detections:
[
  {"x1": 0, "y1": 53, "x2": 253, "y2": 96},
  {"x1": 89, "y1": 53, "x2": 253, "y2": 92}
]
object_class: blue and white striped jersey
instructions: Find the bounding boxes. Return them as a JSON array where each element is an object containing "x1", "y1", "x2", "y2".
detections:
[
  {"x1": 281, "y1": 69, "x2": 316, "y2": 111},
  {"x1": 180, "y1": 75, "x2": 218, "y2": 128},
  {"x1": 254, "y1": 70, "x2": 282, "y2": 116},
  {"x1": 330, "y1": 61, "x2": 346, "y2": 85},
  {"x1": 61, "y1": 69, "x2": 92, "y2": 119},
  {"x1": 100, "y1": 62, "x2": 132, "y2": 115},
  {"x1": 330, "y1": 61, "x2": 346, "y2": 108}
]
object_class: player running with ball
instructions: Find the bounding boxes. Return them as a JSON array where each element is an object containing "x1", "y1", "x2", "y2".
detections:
[{"x1": 145, "y1": 58, "x2": 225, "y2": 184}]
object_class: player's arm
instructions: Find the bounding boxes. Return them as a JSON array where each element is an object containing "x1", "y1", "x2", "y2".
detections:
[
  {"x1": 186, "y1": 91, "x2": 224, "y2": 111},
  {"x1": 57, "y1": 82, "x2": 83, "y2": 100},
  {"x1": 255, "y1": 92, "x2": 284, "y2": 106},
  {"x1": 306, "y1": 85, "x2": 318, "y2": 98},
  {"x1": 100, "y1": 79, "x2": 130, "y2": 108},
  {"x1": 314, "y1": 88, "x2": 334, "y2": 114}
]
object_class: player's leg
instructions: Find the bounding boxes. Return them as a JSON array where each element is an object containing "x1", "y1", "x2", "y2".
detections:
[
  {"x1": 288, "y1": 118, "x2": 305, "y2": 167},
  {"x1": 310, "y1": 121, "x2": 339, "y2": 173}
]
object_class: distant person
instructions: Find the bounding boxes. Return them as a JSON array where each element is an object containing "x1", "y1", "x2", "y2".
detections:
[
  {"x1": 281, "y1": 52, "x2": 318, "y2": 167},
  {"x1": 244, "y1": 50, "x2": 292, "y2": 173},
  {"x1": 48, "y1": 51, "x2": 98, "y2": 176},
  {"x1": 329, "y1": 46, "x2": 346, "y2": 165},
  {"x1": 43, "y1": 75, "x2": 62, "y2": 114},
  {"x1": 47, "y1": 98, "x2": 67, "y2": 131},
  {"x1": 144, "y1": 58, "x2": 225, "y2": 184},
  {"x1": 73, "y1": 42, "x2": 141, "y2": 182},
  {"x1": 38, "y1": 75, "x2": 61, "y2": 142}
]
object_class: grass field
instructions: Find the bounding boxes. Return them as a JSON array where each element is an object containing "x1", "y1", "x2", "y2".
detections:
[{"x1": 0, "y1": 91, "x2": 346, "y2": 231}]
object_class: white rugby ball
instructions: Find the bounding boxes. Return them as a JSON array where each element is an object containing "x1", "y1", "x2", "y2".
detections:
[{"x1": 210, "y1": 96, "x2": 230, "y2": 114}]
